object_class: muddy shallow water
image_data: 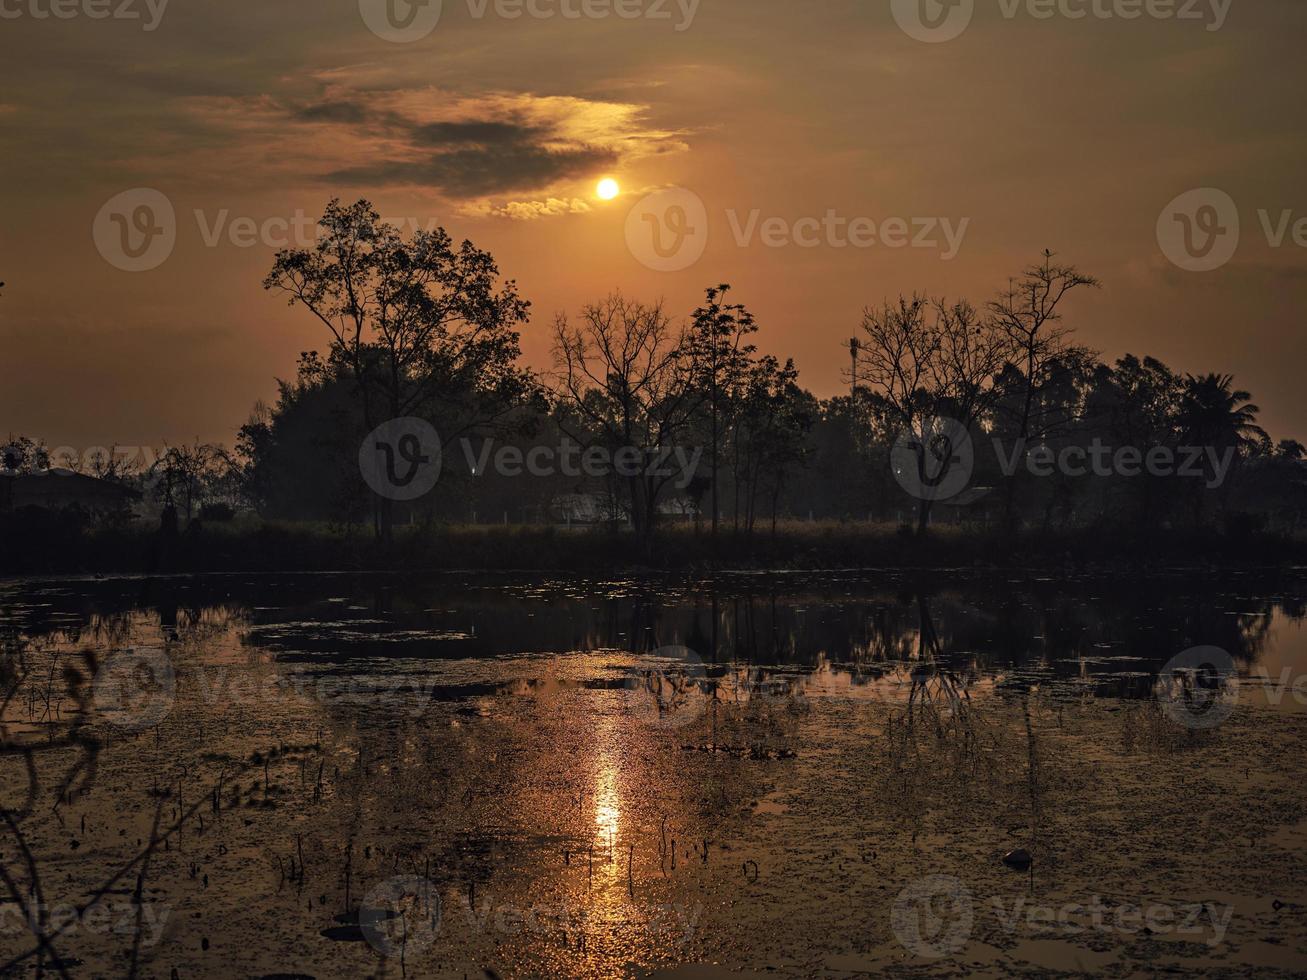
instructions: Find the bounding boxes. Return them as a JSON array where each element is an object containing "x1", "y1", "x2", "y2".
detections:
[{"x1": 1, "y1": 571, "x2": 1305, "y2": 978}]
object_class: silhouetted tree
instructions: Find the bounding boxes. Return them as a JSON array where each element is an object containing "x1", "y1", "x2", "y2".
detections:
[
  {"x1": 1178, "y1": 373, "x2": 1267, "y2": 526},
  {"x1": 150, "y1": 442, "x2": 227, "y2": 522},
  {"x1": 988, "y1": 251, "x2": 1099, "y2": 527},
  {"x1": 731, "y1": 356, "x2": 814, "y2": 536},
  {"x1": 686, "y1": 285, "x2": 758, "y2": 543},
  {"x1": 551, "y1": 294, "x2": 701, "y2": 548},
  {"x1": 855, "y1": 295, "x2": 1011, "y2": 535},
  {"x1": 263, "y1": 199, "x2": 531, "y2": 540}
]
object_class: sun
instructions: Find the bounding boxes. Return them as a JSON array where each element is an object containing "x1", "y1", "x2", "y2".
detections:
[{"x1": 596, "y1": 178, "x2": 620, "y2": 201}]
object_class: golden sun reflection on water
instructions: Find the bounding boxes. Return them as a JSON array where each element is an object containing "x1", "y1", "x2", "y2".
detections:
[
  {"x1": 592, "y1": 736, "x2": 623, "y2": 885},
  {"x1": 594, "y1": 760, "x2": 620, "y2": 843}
]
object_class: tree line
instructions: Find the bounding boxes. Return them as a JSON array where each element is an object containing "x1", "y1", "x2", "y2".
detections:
[{"x1": 5, "y1": 201, "x2": 1305, "y2": 547}]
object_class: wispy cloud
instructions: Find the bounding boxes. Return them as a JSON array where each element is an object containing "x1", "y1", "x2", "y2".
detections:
[{"x1": 459, "y1": 197, "x2": 593, "y2": 220}]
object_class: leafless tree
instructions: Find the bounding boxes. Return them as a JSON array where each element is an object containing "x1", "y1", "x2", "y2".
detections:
[
  {"x1": 987, "y1": 251, "x2": 1099, "y2": 526},
  {"x1": 854, "y1": 294, "x2": 1012, "y2": 534},
  {"x1": 150, "y1": 442, "x2": 226, "y2": 521},
  {"x1": 551, "y1": 294, "x2": 702, "y2": 547},
  {"x1": 987, "y1": 250, "x2": 1100, "y2": 443}
]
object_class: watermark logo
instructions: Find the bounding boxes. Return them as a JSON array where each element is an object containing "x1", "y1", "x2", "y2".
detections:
[
  {"x1": 1157, "y1": 188, "x2": 1240, "y2": 272},
  {"x1": 359, "y1": 418, "x2": 443, "y2": 501},
  {"x1": 359, "y1": 0, "x2": 442, "y2": 41},
  {"x1": 891, "y1": 875, "x2": 974, "y2": 958},
  {"x1": 892, "y1": 0, "x2": 974, "y2": 43},
  {"x1": 359, "y1": 876, "x2": 442, "y2": 956},
  {"x1": 92, "y1": 647, "x2": 176, "y2": 731},
  {"x1": 891, "y1": 417, "x2": 975, "y2": 502},
  {"x1": 1159, "y1": 189, "x2": 1307, "y2": 271},
  {"x1": 93, "y1": 188, "x2": 175, "y2": 273},
  {"x1": 1157, "y1": 645, "x2": 1237, "y2": 730},
  {"x1": 625, "y1": 188, "x2": 709, "y2": 272},
  {"x1": 623, "y1": 644, "x2": 707, "y2": 729}
]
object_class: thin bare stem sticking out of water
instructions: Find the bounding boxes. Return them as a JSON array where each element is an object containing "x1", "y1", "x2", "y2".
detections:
[
  {"x1": 127, "y1": 794, "x2": 165, "y2": 980},
  {"x1": 1023, "y1": 690, "x2": 1041, "y2": 894}
]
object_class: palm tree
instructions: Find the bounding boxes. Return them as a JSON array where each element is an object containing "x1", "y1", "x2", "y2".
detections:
[
  {"x1": 1178, "y1": 373, "x2": 1266, "y2": 451},
  {"x1": 1178, "y1": 373, "x2": 1267, "y2": 526}
]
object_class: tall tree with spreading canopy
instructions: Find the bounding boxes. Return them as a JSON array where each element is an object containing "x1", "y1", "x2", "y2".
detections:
[{"x1": 263, "y1": 199, "x2": 531, "y2": 539}]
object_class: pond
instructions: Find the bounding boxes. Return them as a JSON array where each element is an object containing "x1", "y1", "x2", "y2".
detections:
[{"x1": 1, "y1": 570, "x2": 1305, "y2": 977}]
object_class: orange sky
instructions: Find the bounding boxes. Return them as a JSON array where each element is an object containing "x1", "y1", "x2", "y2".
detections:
[{"x1": 2, "y1": 0, "x2": 1304, "y2": 451}]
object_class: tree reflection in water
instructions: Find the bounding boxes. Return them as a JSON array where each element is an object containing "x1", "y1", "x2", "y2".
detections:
[{"x1": 1, "y1": 571, "x2": 1305, "y2": 976}]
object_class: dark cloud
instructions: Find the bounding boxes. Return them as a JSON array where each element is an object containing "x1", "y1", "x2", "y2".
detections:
[
  {"x1": 325, "y1": 142, "x2": 619, "y2": 197},
  {"x1": 412, "y1": 120, "x2": 548, "y2": 147},
  {"x1": 295, "y1": 99, "x2": 621, "y2": 196},
  {"x1": 292, "y1": 100, "x2": 371, "y2": 124}
]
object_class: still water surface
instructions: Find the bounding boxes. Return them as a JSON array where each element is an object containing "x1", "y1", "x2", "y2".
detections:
[{"x1": 1, "y1": 571, "x2": 1305, "y2": 977}]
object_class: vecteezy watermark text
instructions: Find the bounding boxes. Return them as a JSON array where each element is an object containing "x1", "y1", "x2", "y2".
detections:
[
  {"x1": 994, "y1": 439, "x2": 1235, "y2": 489},
  {"x1": 0, "y1": 900, "x2": 171, "y2": 946},
  {"x1": 892, "y1": 0, "x2": 1231, "y2": 43},
  {"x1": 623, "y1": 187, "x2": 970, "y2": 272},
  {"x1": 892, "y1": 875, "x2": 1233, "y2": 959},
  {"x1": 460, "y1": 438, "x2": 702, "y2": 484},
  {"x1": 0, "y1": 0, "x2": 168, "y2": 30},
  {"x1": 357, "y1": 877, "x2": 699, "y2": 956},
  {"x1": 358, "y1": 0, "x2": 699, "y2": 43},
  {"x1": 451, "y1": 891, "x2": 701, "y2": 944},
  {"x1": 892, "y1": 418, "x2": 1238, "y2": 503},
  {"x1": 464, "y1": 0, "x2": 699, "y2": 29},
  {"x1": 361, "y1": 418, "x2": 705, "y2": 502},
  {"x1": 726, "y1": 210, "x2": 969, "y2": 259}
]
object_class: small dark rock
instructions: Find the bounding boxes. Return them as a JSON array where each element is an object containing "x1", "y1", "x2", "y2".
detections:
[{"x1": 1002, "y1": 848, "x2": 1033, "y2": 871}]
